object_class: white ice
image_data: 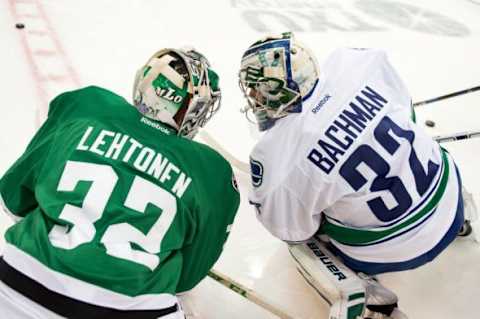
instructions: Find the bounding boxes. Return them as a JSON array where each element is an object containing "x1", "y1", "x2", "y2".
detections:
[{"x1": 1, "y1": 0, "x2": 480, "y2": 318}]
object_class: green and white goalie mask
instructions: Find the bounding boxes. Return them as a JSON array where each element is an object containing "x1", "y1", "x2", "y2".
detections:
[
  {"x1": 239, "y1": 32, "x2": 320, "y2": 131},
  {"x1": 133, "y1": 48, "x2": 221, "y2": 139}
]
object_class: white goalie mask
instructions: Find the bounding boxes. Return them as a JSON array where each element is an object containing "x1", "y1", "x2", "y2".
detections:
[
  {"x1": 239, "y1": 32, "x2": 320, "y2": 131},
  {"x1": 133, "y1": 48, "x2": 221, "y2": 139}
]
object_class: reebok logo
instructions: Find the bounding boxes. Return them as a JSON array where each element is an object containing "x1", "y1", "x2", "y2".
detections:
[
  {"x1": 312, "y1": 94, "x2": 331, "y2": 114},
  {"x1": 140, "y1": 117, "x2": 172, "y2": 135}
]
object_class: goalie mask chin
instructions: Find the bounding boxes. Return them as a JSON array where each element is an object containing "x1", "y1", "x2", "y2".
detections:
[
  {"x1": 239, "y1": 32, "x2": 320, "y2": 131},
  {"x1": 133, "y1": 47, "x2": 221, "y2": 139}
]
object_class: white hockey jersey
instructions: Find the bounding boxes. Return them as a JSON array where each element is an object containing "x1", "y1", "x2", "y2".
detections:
[{"x1": 248, "y1": 48, "x2": 461, "y2": 264}]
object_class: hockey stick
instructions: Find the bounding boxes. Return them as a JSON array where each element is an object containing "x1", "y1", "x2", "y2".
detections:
[
  {"x1": 434, "y1": 130, "x2": 480, "y2": 143},
  {"x1": 201, "y1": 128, "x2": 480, "y2": 174},
  {"x1": 199, "y1": 131, "x2": 250, "y2": 174},
  {"x1": 413, "y1": 86, "x2": 480, "y2": 107},
  {"x1": 207, "y1": 270, "x2": 295, "y2": 319}
]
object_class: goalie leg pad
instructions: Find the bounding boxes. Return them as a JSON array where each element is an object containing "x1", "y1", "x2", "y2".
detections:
[
  {"x1": 289, "y1": 238, "x2": 366, "y2": 319},
  {"x1": 460, "y1": 186, "x2": 480, "y2": 242},
  {"x1": 289, "y1": 238, "x2": 407, "y2": 319}
]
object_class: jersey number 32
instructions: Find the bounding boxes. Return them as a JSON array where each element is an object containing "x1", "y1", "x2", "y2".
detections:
[
  {"x1": 340, "y1": 116, "x2": 439, "y2": 222},
  {"x1": 48, "y1": 161, "x2": 176, "y2": 271}
]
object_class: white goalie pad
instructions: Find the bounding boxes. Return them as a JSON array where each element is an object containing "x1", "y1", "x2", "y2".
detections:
[
  {"x1": 461, "y1": 186, "x2": 479, "y2": 242},
  {"x1": 288, "y1": 238, "x2": 366, "y2": 319},
  {"x1": 463, "y1": 186, "x2": 478, "y2": 222}
]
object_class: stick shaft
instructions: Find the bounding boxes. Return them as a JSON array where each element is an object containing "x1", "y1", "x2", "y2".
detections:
[
  {"x1": 413, "y1": 86, "x2": 480, "y2": 107},
  {"x1": 434, "y1": 130, "x2": 480, "y2": 143},
  {"x1": 202, "y1": 126, "x2": 480, "y2": 179},
  {"x1": 199, "y1": 131, "x2": 249, "y2": 174},
  {"x1": 207, "y1": 270, "x2": 295, "y2": 319}
]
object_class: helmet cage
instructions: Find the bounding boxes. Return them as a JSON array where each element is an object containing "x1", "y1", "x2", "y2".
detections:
[
  {"x1": 178, "y1": 61, "x2": 221, "y2": 138},
  {"x1": 239, "y1": 32, "x2": 319, "y2": 131},
  {"x1": 239, "y1": 69, "x2": 301, "y2": 131}
]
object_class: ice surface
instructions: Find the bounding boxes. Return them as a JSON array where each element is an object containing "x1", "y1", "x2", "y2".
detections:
[{"x1": 1, "y1": 0, "x2": 479, "y2": 318}]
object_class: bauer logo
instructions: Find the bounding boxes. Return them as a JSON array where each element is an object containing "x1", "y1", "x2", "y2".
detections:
[
  {"x1": 250, "y1": 158, "x2": 264, "y2": 187},
  {"x1": 307, "y1": 241, "x2": 347, "y2": 281}
]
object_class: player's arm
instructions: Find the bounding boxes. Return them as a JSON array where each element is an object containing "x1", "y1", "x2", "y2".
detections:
[
  {"x1": 0, "y1": 125, "x2": 52, "y2": 220},
  {"x1": 0, "y1": 92, "x2": 70, "y2": 220},
  {"x1": 175, "y1": 161, "x2": 240, "y2": 293},
  {"x1": 339, "y1": 48, "x2": 414, "y2": 119},
  {"x1": 249, "y1": 153, "x2": 325, "y2": 242},
  {"x1": 250, "y1": 185, "x2": 323, "y2": 242},
  {"x1": 371, "y1": 49, "x2": 413, "y2": 116}
]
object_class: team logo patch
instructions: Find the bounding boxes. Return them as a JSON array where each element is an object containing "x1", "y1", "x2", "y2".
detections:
[{"x1": 250, "y1": 158, "x2": 264, "y2": 187}]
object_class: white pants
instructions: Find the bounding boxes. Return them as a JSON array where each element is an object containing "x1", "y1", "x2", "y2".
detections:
[
  {"x1": 0, "y1": 281, "x2": 185, "y2": 319},
  {"x1": 0, "y1": 281, "x2": 65, "y2": 319}
]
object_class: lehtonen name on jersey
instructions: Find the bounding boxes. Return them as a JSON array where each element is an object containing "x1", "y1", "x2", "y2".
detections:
[
  {"x1": 77, "y1": 126, "x2": 192, "y2": 198},
  {"x1": 308, "y1": 85, "x2": 388, "y2": 174}
]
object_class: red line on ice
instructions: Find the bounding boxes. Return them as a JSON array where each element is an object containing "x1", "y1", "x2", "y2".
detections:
[{"x1": 8, "y1": 0, "x2": 81, "y2": 125}]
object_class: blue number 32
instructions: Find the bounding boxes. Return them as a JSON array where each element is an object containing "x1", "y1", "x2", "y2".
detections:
[{"x1": 339, "y1": 116, "x2": 439, "y2": 222}]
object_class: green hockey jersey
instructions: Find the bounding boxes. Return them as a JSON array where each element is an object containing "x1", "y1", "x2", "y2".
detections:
[{"x1": 0, "y1": 86, "x2": 240, "y2": 312}]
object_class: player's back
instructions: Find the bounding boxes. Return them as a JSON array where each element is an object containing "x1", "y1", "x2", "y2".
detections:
[
  {"x1": 250, "y1": 48, "x2": 462, "y2": 268},
  {"x1": 0, "y1": 86, "x2": 239, "y2": 313}
]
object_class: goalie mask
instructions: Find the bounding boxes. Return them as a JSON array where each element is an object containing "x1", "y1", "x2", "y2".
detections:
[
  {"x1": 133, "y1": 48, "x2": 221, "y2": 139},
  {"x1": 239, "y1": 32, "x2": 319, "y2": 131}
]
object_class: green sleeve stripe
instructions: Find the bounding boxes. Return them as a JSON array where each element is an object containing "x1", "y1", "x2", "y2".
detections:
[
  {"x1": 411, "y1": 100, "x2": 416, "y2": 123},
  {"x1": 321, "y1": 149, "x2": 449, "y2": 245}
]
